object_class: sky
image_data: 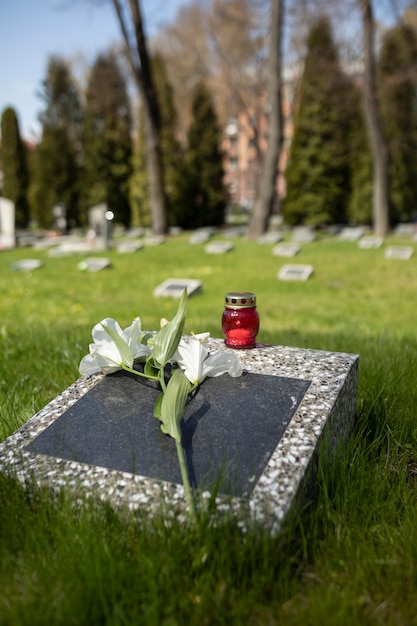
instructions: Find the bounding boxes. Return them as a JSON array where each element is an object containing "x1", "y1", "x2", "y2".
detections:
[{"x1": 0, "y1": 0, "x2": 191, "y2": 141}]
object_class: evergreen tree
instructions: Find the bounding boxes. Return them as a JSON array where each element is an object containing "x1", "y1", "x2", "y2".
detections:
[
  {"x1": 379, "y1": 22, "x2": 417, "y2": 224},
  {"x1": 0, "y1": 107, "x2": 29, "y2": 228},
  {"x1": 283, "y1": 17, "x2": 353, "y2": 227},
  {"x1": 82, "y1": 52, "x2": 132, "y2": 227},
  {"x1": 181, "y1": 81, "x2": 226, "y2": 229},
  {"x1": 31, "y1": 56, "x2": 82, "y2": 229}
]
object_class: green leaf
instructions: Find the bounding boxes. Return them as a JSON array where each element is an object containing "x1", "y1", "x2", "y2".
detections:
[
  {"x1": 153, "y1": 391, "x2": 163, "y2": 419},
  {"x1": 158, "y1": 368, "x2": 192, "y2": 442},
  {"x1": 101, "y1": 323, "x2": 132, "y2": 367},
  {"x1": 144, "y1": 357, "x2": 159, "y2": 379},
  {"x1": 153, "y1": 290, "x2": 187, "y2": 367}
]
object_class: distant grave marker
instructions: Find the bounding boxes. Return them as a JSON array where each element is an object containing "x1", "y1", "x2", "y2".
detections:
[
  {"x1": 205, "y1": 241, "x2": 234, "y2": 254},
  {"x1": 272, "y1": 243, "x2": 300, "y2": 257},
  {"x1": 144, "y1": 235, "x2": 165, "y2": 246},
  {"x1": 292, "y1": 226, "x2": 316, "y2": 243},
  {"x1": 153, "y1": 278, "x2": 202, "y2": 299},
  {"x1": 259, "y1": 232, "x2": 283, "y2": 245},
  {"x1": 189, "y1": 230, "x2": 211, "y2": 244},
  {"x1": 88, "y1": 204, "x2": 113, "y2": 250},
  {"x1": 384, "y1": 246, "x2": 413, "y2": 260},
  {"x1": 78, "y1": 257, "x2": 112, "y2": 272},
  {"x1": 0, "y1": 197, "x2": 16, "y2": 249},
  {"x1": 117, "y1": 241, "x2": 144, "y2": 254},
  {"x1": 338, "y1": 227, "x2": 364, "y2": 242},
  {"x1": 394, "y1": 223, "x2": 415, "y2": 237},
  {"x1": 278, "y1": 264, "x2": 314, "y2": 281},
  {"x1": 52, "y1": 202, "x2": 67, "y2": 234},
  {"x1": 11, "y1": 259, "x2": 43, "y2": 271},
  {"x1": 358, "y1": 236, "x2": 383, "y2": 249}
]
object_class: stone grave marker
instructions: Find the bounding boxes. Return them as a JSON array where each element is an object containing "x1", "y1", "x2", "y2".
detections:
[
  {"x1": 144, "y1": 235, "x2": 165, "y2": 246},
  {"x1": 52, "y1": 202, "x2": 67, "y2": 234},
  {"x1": 78, "y1": 257, "x2": 112, "y2": 272},
  {"x1": 0, "y1": 338, "x2": 359, "y2": 533},
  {"x1": 0, "y1": 197, "x2": 16, "y2": 249},
  {"x1": 258, "y1": 232, "x2": 283, "y2": 245},
  {"x1": 384, "y1": 246, "x2": 413, "y2": 260},
  {"x1": 153, "y1": 278, "x2": 202, "y2": 299},
  {"x1": 205, "y1": 241, "x2": 234, "y2": 254},
  {"x1": 11, "y1": 259, "x2": 43, "y2": 271},
  {"x1": 394, "y1": 223, "x2": 415, "y2": 237},
  {"x1": 358, "y1": 236, "x2": 383, "y2": 249},
  {"x1": 278, "y1": 264, "x2": 314, "y2": 281},
  {"x1": 189, "y1": 229, "x2": 212, "y2": 244},
  {"x1": 292, "y1": 226, "x2": 316, "y2": 243},
  {"x1": 117, "y1": 241, "x2": 144, "y2": 254},
  {"x1": 272, "y1": 243, "x2": 301, "y2": 257},
  {"x1": 338, "y1": 227, "x2": 364, "y2": 242},
  {"x1": 88, "y1": 204, "x2": 114, "y2": 250}
]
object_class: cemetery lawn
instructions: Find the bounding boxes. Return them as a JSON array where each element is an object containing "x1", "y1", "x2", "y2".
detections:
[{"x1": 0, "y1": 232, "x2": 417, "y2": 625}]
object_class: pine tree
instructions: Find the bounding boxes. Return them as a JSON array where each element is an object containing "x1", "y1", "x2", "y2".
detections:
[
  {"x1": 0, "y1": 107, "x2": 29, "y2": 228},
  {"x1": 82, "y1": 52, "x2": 132, "y2": 227},
  {"x1": 31, "y1": 56, "x2": 82, "y2": 229},
  {"x1": 181, "y1": 81, "x2": 226, "y2": 229},
  {"x1": 283, "y1": 17, "x2": 353, "y2": 227},
  {"x1": 379, "y1": 22, "x2": 417, "y2": 224}
]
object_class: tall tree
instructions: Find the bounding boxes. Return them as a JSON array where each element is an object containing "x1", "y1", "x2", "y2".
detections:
[
  {"x1": 0, "y1": 107, "x2": 29, "y2": 228},
  {"x1": 359, "y1": 0, "x2": 390, "y2": 235},
  {"x1": 379, "y1": 21, "x2": 417, "y2": 224},
  {"x1": 112, "y1": 0, "x2": 167, "y2": 234},
  {"x1": 283, "y1": 16, "x2": 353, "y2": 227},
  {"x1": 31, "y1": 56, "x2": 82, "y2": 229},
  {"x1": 181, "y1": 81, "x2": 226, "y2": 229},
  {"x1": 247, "y1": 0, "x2": 283, "y2": 238},
  {"x1": 82, "y1": 51, "x2": 132, "y2": 227}
]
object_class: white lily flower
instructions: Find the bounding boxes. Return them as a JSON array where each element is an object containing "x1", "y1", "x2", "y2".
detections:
[
  {"x1": 79, "y1": 317, "x2": 151, "y2": 375},
  {"x1": 174, "y1": 335, "x2": 242, "y2": 385}
]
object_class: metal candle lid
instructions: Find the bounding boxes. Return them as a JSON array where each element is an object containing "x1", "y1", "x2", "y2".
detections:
[{"x1": 224, "y1": 292, "x2": 257, "y2": 309}]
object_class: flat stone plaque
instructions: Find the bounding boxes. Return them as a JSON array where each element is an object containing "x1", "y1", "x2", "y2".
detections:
[
  {"x1": 278, "y1": 264, "x2": 314, "y2": 281},
  {"x1": 272, "y1": 243, "x2": 301, "y2": 257},
  {"x1": 0, "y1": 340, "x2": 359, "y2": 533},
  {"x1": 153, "y1": 278, "x2": 202, "y2": 299},
  {"x1": 384, "y1": 246, "x2": 413, "y2": 260},
  {"x1": 358, "y1": 236, "x2": 383, "y2": 249},
  {"x1": 205, "y1": 241, "x2": 234, "y2": 254},
  {"x1": 25, "y1": 371, "x2": 310, "y2": 498}
]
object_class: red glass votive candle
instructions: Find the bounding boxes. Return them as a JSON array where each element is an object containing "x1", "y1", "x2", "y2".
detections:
[{"x1": 222, "y1": 292, "x2": 259, "y2": 349}]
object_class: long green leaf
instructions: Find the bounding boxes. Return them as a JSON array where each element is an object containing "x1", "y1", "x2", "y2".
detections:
[
  {"x1": 158, "y1": 368, "x2": 192, "y2": 442},
  {"x1": 153, "y1": 290, "x2": 187, "y2": 367}
]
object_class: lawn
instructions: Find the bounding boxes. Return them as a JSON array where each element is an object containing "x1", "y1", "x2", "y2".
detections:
[{"x1": 0, "y1": 232, "x2": 417, "y2": 625}]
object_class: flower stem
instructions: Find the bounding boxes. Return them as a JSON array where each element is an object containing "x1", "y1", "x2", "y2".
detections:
[
  {"x1": 175, "y1": 439, "x2": 197, "y2": 523},
  {"x1": 121, "y1": 364, "x2": 159, "y2": 382}
]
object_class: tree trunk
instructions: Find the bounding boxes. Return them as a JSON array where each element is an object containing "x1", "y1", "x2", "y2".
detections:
[
  {"x1": 360, "y1": 0, "x2": 390, "y2": 236},
  {"x1": 247, "y1": 0, "x2": 283, "y2": 239},
  {"x1": 112, "y1": 0, "x2": 167, "y2": 234}
]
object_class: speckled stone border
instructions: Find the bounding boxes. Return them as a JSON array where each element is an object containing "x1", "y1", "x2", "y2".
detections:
[{"x1": 0, "y1": 339, "x2": 359, "y2": 533}]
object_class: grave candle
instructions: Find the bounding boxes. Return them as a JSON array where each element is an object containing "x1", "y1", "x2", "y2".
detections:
[{"x1": 222, "y1": 292, "x2": 259, "y2": 349}]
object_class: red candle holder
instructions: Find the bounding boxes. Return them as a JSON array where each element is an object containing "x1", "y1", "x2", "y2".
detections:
[{"x1": 222, "y1": 292, "x2": 259, "y2": 349}]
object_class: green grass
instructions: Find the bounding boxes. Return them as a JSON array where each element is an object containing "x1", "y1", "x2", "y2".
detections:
[{"x1": 1, "y1": 233, "x2": 417, "y2": 625}]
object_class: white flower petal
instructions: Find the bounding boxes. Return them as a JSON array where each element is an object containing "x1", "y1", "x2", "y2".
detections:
[{"x1": 202, "y1": 351, "x2": 243, "y2": 380}]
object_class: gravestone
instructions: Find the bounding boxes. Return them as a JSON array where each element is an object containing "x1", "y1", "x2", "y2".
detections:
[
  {"x1": 52, "y1": 203, "x2": 67, "y2": 234},
  {"x1": 384, "y1": 246, "x2": 413, "y2": 260},
  {"x1": 358, "y1": 236, "x2": 383, "y2": 249},
  {"x1": 78, "y1": 257, "x2": 112, "y2": 272},
  {"x1": 88, "y1": 204, "x2": 114, "y2": 250},
  {"x1": 394, "y1": 223, "x2": 415, "y2": 237},
  {"x1": 117, "y1": 241, "x2": 144, "y2": 254},
  {"x1": 12, "y1": 259, "x2": 43, "y2": 271},
  {"x1": 278, "y1": 264, "x2": 314, "y2": 281},
  {"x1": 0, "y1": 197, "x2": 16, "y2": 249},
  {"x1": 0, "y1": 339, "x2": 359, "y2": 533},
  {"x1": 205, "y1": 241, "x2": 234, "y2": 254},
  {"x1": 190, "y1": 229, "x2": 211, "y2": 244},
  {"x1": 338, "y1": 227, "x2": 364, "y2": 242},
  {"x1": 153, "y1": 278, "x2": 202, "y2": 298},
  {"x1": 258, "y1": 232, "x2": 283, "y2": 245},
  {"x1": 272, "y1": 243, "x2": 301, "y2": 257},
  {"x1": 292, "y1": 226, "x2": 316, "y2": 243},
  {"x1": 144, "y1": 235, "x2": 165, "y2": 246}
]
